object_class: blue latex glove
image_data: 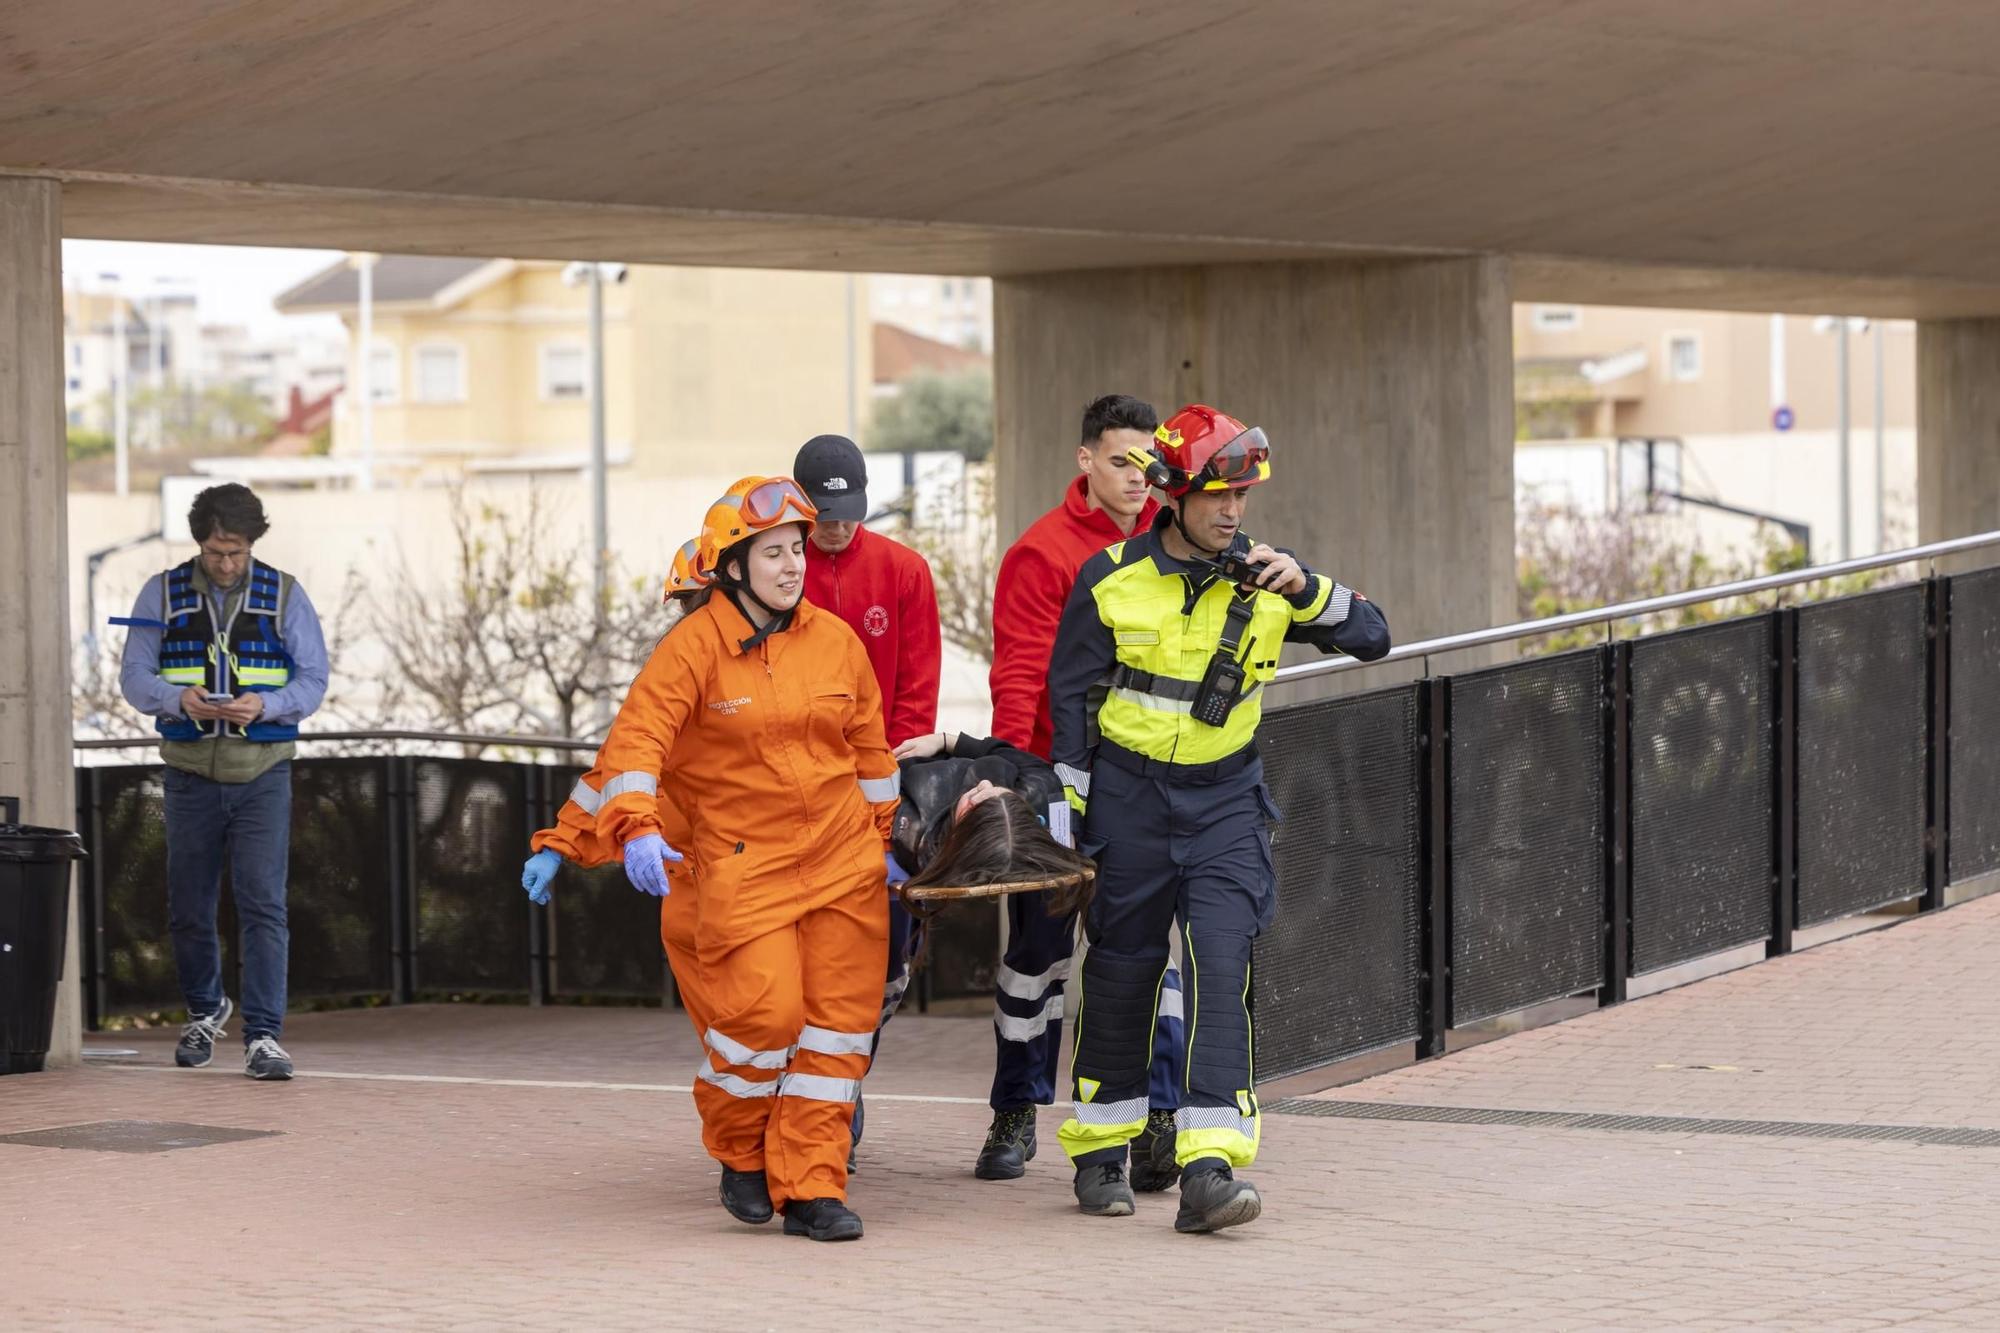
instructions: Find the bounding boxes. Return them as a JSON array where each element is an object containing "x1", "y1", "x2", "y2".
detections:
[
  {"x1": 884, "y1": 851, "x2": 911, "y2": 887},
  {"x1": 622, "y1": 832, "x2": 683, "y2": 897},
  {"x1": 522, "y1": 848, "x2": 561, "y2": 905}
]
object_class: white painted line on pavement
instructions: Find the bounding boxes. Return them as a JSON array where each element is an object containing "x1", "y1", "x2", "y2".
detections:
[{"x1": 106, "y1": 1063, "x2": 989, "y2": 1105}]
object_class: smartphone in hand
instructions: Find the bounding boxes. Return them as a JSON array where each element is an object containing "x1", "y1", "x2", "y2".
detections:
[{"x1": 205, "y1": 692, "x2": 235, "y2": 704}]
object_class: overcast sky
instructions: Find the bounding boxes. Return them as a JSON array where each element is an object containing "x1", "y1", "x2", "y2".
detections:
[{"x1": 61, "y1": 239, "x2": 349, "y2": 340}]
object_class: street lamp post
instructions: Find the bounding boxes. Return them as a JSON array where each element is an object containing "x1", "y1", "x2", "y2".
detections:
[
  {"x1": 1837, "y1": 317, "x2": 1851, "y2": 561},
  {"x1": 150, "y1": 284, "x2": 166, "y2": 451},
  {"x1": 1874, "y1": 322, "x2": 1887, "y2": 553},
  {"x1": 351, "y1": 252, "x2": 379, "y2": 491},
  {"x1": 103, "y1": 271, "x2": 130, "y2": 498},
  {"x1": 561, "y1": 260, "x2": 628, "y2": 731}
]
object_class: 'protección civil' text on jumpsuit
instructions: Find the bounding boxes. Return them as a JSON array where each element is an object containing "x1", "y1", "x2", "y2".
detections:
[{"x1": 593, "y1": 593, "x2": 900, "y2": 1206}]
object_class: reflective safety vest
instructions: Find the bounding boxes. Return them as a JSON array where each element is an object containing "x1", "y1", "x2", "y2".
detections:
[
  {"x1": 154, "y1": 557, "x2": 300, "y2": 743},
  {"x1": 1070, "y1": 533, "x2": 1340, "y2": 770}
]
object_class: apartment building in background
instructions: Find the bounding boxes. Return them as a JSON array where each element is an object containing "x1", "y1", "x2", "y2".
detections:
[
  {"x1": 275, "y1": 257, "x2": 870, "y2": 481},
  {"x1": 1514, "y1": 304, "x2": 1919, "y2": 560}
]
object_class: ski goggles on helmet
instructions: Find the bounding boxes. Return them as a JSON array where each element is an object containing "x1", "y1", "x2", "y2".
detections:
[
  {"x1": 662, "y1": 538, "x2": 711, "y2": 601},
  {"x1": 724, "y1": 476, "x2": 817, "y2": 528}
]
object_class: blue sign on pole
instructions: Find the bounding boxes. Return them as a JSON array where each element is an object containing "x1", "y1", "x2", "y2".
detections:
[{"x1": 1773, "y1": 405, "x2": 1795, "y2": 432}]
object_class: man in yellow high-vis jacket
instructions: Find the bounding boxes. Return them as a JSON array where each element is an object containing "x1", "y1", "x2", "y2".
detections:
[{"x1": 1047, "y1": 404, "x2": 1391, "y2": 1233}]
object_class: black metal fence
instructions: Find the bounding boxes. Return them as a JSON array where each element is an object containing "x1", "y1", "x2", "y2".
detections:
[
  {"x1": 1247, "y1": 569, "x2": 2000, "y2": 1080},
  {"x1": 75, "y1": 573, "x2": 2000, "y2": 1078}
]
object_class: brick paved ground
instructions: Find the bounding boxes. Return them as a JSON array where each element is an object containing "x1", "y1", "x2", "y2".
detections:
[{"x1": 7, "y1": 897, "x2": 2000, "y2": 1330}]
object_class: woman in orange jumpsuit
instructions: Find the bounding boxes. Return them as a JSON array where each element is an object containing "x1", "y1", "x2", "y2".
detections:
[{"x1": 592, "y1": 476, "x2": 901, "y2": 1243}]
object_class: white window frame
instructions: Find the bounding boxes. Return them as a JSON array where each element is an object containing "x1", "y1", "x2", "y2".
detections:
[
  {"x1": 1531, "y1": 305, "x2": 1582, "y2": 332},
  {"x1": 411, "y1": 340, "x2": 467, "y2": 404},
  {"x1": 539, "y1": 341, "x2": 588, "y2": 402},
  {"x1": 366, "y1": 341, "x2": 401, "y2": 405},
  {"x1": 1665, "y1": 331, "x2": 1703, "y2": 382}
]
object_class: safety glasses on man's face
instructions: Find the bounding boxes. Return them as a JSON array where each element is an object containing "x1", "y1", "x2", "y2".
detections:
[{"x1": 1198, "y1": 427, "x2": 1269, "y2": 485}]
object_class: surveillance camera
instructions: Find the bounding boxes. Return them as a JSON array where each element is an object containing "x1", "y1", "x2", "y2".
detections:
[{"x1": 604, "y1": 263, "x2": 629, "y2": 284}]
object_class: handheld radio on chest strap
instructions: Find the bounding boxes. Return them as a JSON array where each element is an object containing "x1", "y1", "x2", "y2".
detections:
[{"x1": 1189, "y1": 590, "x2": 1260, "y2": 727}]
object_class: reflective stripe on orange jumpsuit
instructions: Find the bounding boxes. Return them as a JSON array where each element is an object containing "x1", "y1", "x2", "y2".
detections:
[{"x1": 594, "y1": 592, "x2": 898, "y2": 1206}]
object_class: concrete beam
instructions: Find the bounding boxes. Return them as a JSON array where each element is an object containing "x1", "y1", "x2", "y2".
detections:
[
  {"x1": 0, "y1": 177, "x2": 80, "y2": 1067},
  {"x1": 39, "y1": 173, "x2": 2000, "y2": 319},
  {"x1": 1918, "y1": 319, "x2": 2000, "y2": 572},
  {"x1": 995, "y1": 257, "x2": 1515, "y2": 699}
]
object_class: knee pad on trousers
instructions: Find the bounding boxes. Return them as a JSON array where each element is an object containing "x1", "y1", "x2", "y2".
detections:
[
  {"x1": 1184, "y1": 933, "x2": 1254, "y2": 1095},
  {"x1": 1075, "y1": 950, "x2": 1168, "y2": 1089}
]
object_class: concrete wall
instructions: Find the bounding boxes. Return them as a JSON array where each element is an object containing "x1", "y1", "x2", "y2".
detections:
[
  {"x1": 1, "y1": 178, "x2": 81, "y2": 1067},
  {"x1": 995, "y1": 257, "x2": 1515, "y2": 692},
  {"x1": 1917, "y1": 319, "x2": 2000, "y2": 572}
]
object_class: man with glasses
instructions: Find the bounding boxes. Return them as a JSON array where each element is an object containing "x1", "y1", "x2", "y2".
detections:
[{"x1": 117, "y1": 483, "x2": 329, "y2": 1080}]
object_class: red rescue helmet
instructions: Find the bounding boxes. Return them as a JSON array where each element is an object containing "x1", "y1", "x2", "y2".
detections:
[{"x1": 1126, "y1": 404, "x2": 1272, "y2": 498}]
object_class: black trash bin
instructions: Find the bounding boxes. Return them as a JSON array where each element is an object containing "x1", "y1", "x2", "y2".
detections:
[{"x1": 0, "y1": 821, "x2": 87, "y2": 1075}]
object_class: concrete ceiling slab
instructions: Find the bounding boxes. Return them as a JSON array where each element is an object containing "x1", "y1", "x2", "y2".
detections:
[{"x1": 8, "y1": 2, "x2": 2000, "y2": 312}]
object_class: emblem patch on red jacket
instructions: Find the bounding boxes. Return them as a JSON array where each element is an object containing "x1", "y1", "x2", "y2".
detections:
[{"x1": 862, "y1": 605, "x2": 890, "y2": 637}]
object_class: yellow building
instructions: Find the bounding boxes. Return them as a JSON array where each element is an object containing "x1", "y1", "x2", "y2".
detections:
[{"x1": 275, "y1": 256, "x2": 870, "y2": 480}]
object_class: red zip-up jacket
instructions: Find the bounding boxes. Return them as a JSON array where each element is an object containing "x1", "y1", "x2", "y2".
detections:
[
  {"x1": 989, "y1": 476, "x2": 1160, "y2": 758},
  {"x1": 803, "y1": 524, "x2": 942, "y2": 747}
]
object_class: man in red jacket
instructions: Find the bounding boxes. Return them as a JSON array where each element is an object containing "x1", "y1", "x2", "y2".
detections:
[
  {"x1": 976, "y1": 394, "x2": 1184, "y2": 1190},
  {"x1": 796, "y1": 433, "x2": 942, "y2": 748},
  {"x1": 794, "y1": 433, "x2": 942, "y2": 1165}
]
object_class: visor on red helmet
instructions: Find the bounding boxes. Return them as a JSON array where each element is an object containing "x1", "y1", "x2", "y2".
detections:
[{"x1": 1194, "y1": 426, "x2": 1269, "y2": 488}]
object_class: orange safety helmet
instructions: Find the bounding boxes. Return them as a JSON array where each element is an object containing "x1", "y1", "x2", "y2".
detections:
[
  {"x1": 1126, "y1": 404, "x2": 1272, "y2": 498},
  {"x1": 697, "y1": 475, "x2": 818, "y2": 574},
  {"x1": 661, "y1": 537, "x2": 713, "y2": 602}
]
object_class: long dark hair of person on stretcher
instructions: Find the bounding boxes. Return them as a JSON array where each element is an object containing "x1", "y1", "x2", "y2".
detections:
[{"x1": 898, "y1": 788, "x2": 1094, "y2": 920}]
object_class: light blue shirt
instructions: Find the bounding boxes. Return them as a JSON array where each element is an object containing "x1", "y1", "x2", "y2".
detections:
[{"x1": 118, "y1": 561, "x2": 330, "y2": 726}]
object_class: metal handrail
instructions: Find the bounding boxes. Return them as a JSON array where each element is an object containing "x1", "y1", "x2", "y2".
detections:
[
  {"x1": 73, "y1": 728, "x2": 598, "y2": 754},
  {"x1": 70, "y1": 529, "x2": 2000, "y2": 738},
  {"x1": 1274, "y1": 527, "x2": 2000, "y2": 686}
]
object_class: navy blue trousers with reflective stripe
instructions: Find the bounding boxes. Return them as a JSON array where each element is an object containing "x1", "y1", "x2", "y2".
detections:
[
  {"x1": 989, "y1": 893, "x2": 1183, "y2": 1112},
  {"x1": 1070, "y1": 754, "x2": 1274, "y2": 1150}
]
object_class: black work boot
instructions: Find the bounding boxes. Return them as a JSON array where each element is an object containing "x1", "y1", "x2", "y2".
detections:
[
  {"x1": 1174, "y1": 1161, "x2": 1262, "y2": 1234},
  {"x1": 719, "y1": 1167, "x2": 774, "y2": 1225},
  {"x1": 1073, "y1": 1160, "x2": 1136, "y2": 1217},
  {"x1": 1128, "y1": 1108, "x2": 1182, "y2": 1193},
  {"x1": 783, "y1": 1198, "x2": 865, "y2": 1242},
  {"x1": 973, "y1": 1106, "x2": 1037, "y2": 1180}
]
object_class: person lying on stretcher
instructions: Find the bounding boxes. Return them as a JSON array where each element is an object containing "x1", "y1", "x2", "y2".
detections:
[{"x1": 889, "y1": 731, "x2": 1095, "y2": 918}]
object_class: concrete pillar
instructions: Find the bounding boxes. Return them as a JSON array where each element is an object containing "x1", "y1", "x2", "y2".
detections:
[
  {"x1": 0, "y1": 177, "x2": 81, "y2": 1067},
  {"x1": 994, "y1": 257, "x2": 1515, "y2": 693},
  {"x1": 1917, "y1": 319, "x2": 2000, "y2": 572}
]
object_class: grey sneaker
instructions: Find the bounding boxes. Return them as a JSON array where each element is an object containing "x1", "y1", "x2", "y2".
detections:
[
  {"x1": 174, "y1": 997, "x2": 233, "y2": 1068},
  {"x1": 1175, "y1": 1164, "x2": 1262, "y2": 1234},
  {"x1": 1073, "y1": 1161, "x2": 1136, "y2": 1217},
  {"x1": 244, "y1": 1035, "x2": 294, "y2": 1081}
]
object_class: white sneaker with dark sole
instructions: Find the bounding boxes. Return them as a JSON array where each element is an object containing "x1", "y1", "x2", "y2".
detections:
[{"x1": 244, "y1": 1035, "x2": 294, "y2": 1081}]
